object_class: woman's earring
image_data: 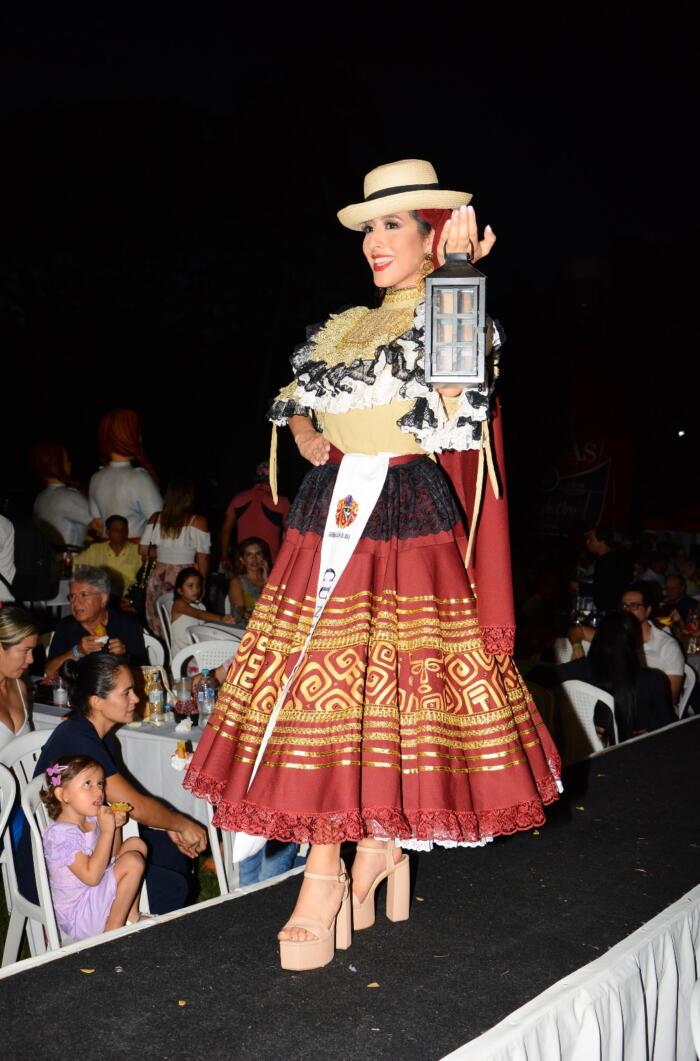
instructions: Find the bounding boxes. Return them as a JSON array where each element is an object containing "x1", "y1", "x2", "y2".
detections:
[
  {"x1": 419, "y1": 251, "x2": 434, "y2": 278},
  {"x1": 417, "y1": 251, "x2": 434, "y2": 290}
]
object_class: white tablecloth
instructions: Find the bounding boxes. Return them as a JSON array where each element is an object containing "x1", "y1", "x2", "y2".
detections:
[{"x1": 32, "y1": 702, "x2": 208, "y2": 825}]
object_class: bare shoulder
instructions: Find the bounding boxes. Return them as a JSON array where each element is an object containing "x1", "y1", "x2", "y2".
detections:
[{"x1": 192, "y1": 513, "x2": 209, "y2": 532}]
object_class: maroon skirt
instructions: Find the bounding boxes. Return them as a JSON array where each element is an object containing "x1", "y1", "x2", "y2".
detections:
[{"x1": 184, "y1": 454, "x2": 561, "y2": 845}]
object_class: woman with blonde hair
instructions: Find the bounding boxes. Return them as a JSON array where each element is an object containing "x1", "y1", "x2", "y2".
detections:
[
  {"x1": 0, "y1": 607, "x2": 38, "y2": 751},
  {"x1": 140, "y1": 478, "x2": 211, "y2": 638}
]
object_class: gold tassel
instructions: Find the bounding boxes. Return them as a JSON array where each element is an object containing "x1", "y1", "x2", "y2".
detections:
[
  {"x1": 465, "y1": 436, "x2": 485, "y2": 571},
  {"x1": 464, "y1": 420, "x2": 502, "y2": 571},
  {"x1": 483, "y1": 419, "x2": 501, "y2": 500},
  {"x1": 269, "y1": 425, "x2": 279, "y2": 505}
]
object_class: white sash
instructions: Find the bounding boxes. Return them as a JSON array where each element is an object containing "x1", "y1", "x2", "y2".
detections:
[{"x1": 231, "y1": 453, "x2": 392, "y2": 862}]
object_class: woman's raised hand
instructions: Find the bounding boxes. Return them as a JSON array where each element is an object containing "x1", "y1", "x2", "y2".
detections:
[
  {"x1": 296, "y1": 430, "x2": 331, "y2": 467},
  {"x1": 437, "y1": 204, "x2": 496, "y2": 266}
]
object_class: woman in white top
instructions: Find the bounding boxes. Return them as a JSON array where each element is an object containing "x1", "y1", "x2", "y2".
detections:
[
  {"x1": 88, "y1": 410, "x2": 162, "y2": 540},
  {"x1": 30, "y1": 441, "x2": 91, "y2": 548},
  {"x1": 0, "y1": 608, "x2": 37, "y2": 752},
  {"x1": 140, "y1": 479, "x2": 211, "y2": 638}
]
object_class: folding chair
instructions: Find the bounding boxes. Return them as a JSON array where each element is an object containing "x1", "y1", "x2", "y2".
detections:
[
  {"x1": 678, "y1": 663, "x2": 697, "y2": 719},
  {"x1": 0, "y1": 730, "x2": 53, "y2": 962},
  {"x1": 19, "y1": 774, "x2": 63, "y2": 952},
  {"x1": 156, "y1": 592, "x2": 174, "y2": 657},
  {"x1": 557, "y1": 680, "x2": 618, "y2": 765},
  {"x1": 171, "y1": 640, "x2": 237, "y2": 679},
  {"x1": 143, "y1": 633, "x2": 165, "y2": 666}
]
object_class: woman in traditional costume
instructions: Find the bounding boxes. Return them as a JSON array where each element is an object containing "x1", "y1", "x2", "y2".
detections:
[{"x1": 185, "y1": 160, "x2": 561, "y2": 970}]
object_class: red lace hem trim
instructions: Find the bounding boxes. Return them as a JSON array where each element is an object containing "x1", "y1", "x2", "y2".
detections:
[
  {"x1": 184, "y1": 767, "x2": 560, "y2": 846},
  {"x1": 481, "y1": 625, "x2": 516, "y2": 655}
]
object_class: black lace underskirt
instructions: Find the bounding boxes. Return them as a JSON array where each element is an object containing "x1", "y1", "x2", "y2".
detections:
[{"x1": 288, "y1": 456, "x2": 460, "y2": 541}]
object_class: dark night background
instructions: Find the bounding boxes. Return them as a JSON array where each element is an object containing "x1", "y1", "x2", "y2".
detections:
[{"x1": 1, "y1": 8, "x2": 698, "y2": 549}]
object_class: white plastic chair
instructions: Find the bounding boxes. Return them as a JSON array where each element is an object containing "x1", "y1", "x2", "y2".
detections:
[
  {"x1": 191, "y1": 625, "x2": 244, "y2": 645},
  {"x1": 143, "y1": 633, "x2": 165, "y2": 666},
  {"x1": 556, "y1": 680, "x2": 618, "y2": 765},
  {"x1": 156, "y1": 592, "x2": 174, "y2": 656},
  {"x1": 0, "y1": 764, "x2": 15, "y2": 844},
  {"x1": 678, "y1": 662, "x2": 696, "y2": 719},
  {"x1": 205, "y1": 802, "x2": 239, "y2": 896},
  {"x1": 20, "y1": 774, "x2": 63, "y2": 952},
  {"x1": 171, "y1": 640, "x2": 237, "y2": 679},
  {"x1": 552, "y1": 637, "x2": 591, "y2": 664},
  {"x1": 0, "y1": 731, "x2": 53, "y2": 964}
]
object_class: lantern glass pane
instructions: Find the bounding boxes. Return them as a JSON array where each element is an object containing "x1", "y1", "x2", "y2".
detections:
[
  {"x1": 457, "y1": 321, "x2": 474, "y2": 343},
  {"x1": 454, "y1": 344, "x2": 476, "y2": 374},
  {"x1": 436, "y1": 345, "x2": 454, "y2": 372},
  {"x1": 458, "y1": 289, "x2": 475, "y2": 314},
  {"x1": 436, "y1": 289, "x2": 455, "y2": 314},
  {"x1": 436, "y1": 317, "x2": 455, "y2": 343}
]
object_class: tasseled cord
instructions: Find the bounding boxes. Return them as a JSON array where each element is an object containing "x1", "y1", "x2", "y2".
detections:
[
  {"x1": 269, "y1": 425, "x2": 279, "y2": 505},
  {"x1": 464, "y1": 421, "x2": 501, "y2": 570}
]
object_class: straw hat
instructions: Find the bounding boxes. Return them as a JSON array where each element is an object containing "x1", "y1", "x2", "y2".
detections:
[{"x1": 337, "y1": 159, "x2": 472, "y2": 231}]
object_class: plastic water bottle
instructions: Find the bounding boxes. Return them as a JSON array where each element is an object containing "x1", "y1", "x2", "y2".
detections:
[
  {"x1": 197, "y1": 668, "x2": 217, "y2": 721},
  {"x1": 54, "y1": 677, "x2": 68, "y2": 708},
  {"x1": 147, "y1": 672, "x2": 165, "y2": 721}
]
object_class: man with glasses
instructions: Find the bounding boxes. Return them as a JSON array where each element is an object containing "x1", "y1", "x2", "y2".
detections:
[
  {"x1": 46, "y1": 565, "x2": 146, "y2": 677},
  {"x1": 621, "y1": 581, "x2": 685, "y2": 704}
]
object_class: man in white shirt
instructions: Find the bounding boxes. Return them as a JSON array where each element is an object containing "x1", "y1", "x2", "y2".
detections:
[
  {"x1": 621, "y1": 582, "x2": 684, "y2": 702},
  {"x1": 0, "y1": 515, "x2": 16, "y2": 602}
]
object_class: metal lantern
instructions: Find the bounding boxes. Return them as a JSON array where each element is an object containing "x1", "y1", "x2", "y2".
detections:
[{"x1": 424, "y1": 252, "x2": 487, "y2": 386}]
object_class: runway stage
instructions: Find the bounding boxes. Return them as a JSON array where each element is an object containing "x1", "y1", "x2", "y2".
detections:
[{"x1": 2, "y1": 718, "x2": 699, "y2": 1060}]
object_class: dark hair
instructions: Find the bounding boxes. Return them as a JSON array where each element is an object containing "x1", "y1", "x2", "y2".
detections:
[
  {"x1": 174, "y1": 566, "x2": 202, "y2": 594},
  {"x1": 28, "y1": 440, "x2": 68, "y2": 483},
  {"x1": 60, "y1": 654, "x2": 131, "y2": 717},
  {"x1": 234, "y1": 537, "x2": 271, "y2": 575},
  {"x1": 665, "y1": 572, "x2": 687, "y2": 591},
  {"x1": 587, "y1": 612, "x2": 642, "y2": 741},
  {"x1": 160, "y1": 478, "x2": 196, "y2": 539},
  {"x1": 105, "y1": 514, "x2": 128, "y2": 531},
  {"x1": 40, "y1": 756, "x2": 103, "y2": 820},
  {"x1": 622, "y1": 581, "x2": 653, "y2": 609}
]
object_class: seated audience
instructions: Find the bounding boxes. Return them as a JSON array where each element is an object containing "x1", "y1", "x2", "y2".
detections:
[
  {"x1": 170, "y1": 567, "x2": 235, "y2": 658},
  {"x1": 532, "y1": 612, "x2": 675, "y2": 742},
  {"x1": 227, "y1": 537, "x2": 270, "y2": 624},
  {"x1": 26, "y1": 654, "x2": 207, "y2": 914},
  {"x1": 76, "y1": 515, "x2": 142, "y2": 599},
  {"x1": 680, "y1": 557, "x2": 700, "y2": 597},
  {"x1": 46, "y1": 566, "x2": 147, "y2": 677},
  {"x1": 41, "y1": 755, "x2": 148, "y2": 939},
  {"x1": 0, "y1": 607, "x2": 37, "y2": 751},
  {"x1": 563, "y1": 581, "x2": 686, "y2": 704},
  {"x1": 30, "y1": 440, "x2": 90, "y2": 548},
  {"x1": 663, "y1": 573, "x2": 697, "y2": 624}
]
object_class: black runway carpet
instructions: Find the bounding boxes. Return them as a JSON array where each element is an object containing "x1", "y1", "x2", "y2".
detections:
[{"x1": 2, "y1": 719, "x2": 700, "y2": 1061}]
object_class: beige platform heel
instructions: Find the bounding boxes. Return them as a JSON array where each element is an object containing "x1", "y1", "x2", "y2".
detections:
[
  {"x1": 279, "y1": 860, "x2": 352, "y2": 971},
  {"x1": 352, "y1": 841, "x2": 410, "y2": 931}
]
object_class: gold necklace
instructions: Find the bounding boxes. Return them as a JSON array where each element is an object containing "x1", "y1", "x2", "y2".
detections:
[{"x1": 310, "y1": 287, "x2": 422, "y2": 368}]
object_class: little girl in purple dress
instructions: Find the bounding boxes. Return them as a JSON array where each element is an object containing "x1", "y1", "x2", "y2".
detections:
[{"x1": 41, "y1": 756, "x2": 148, "y2": 940}]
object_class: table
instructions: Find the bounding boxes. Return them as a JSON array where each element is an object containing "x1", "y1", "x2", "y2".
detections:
[{"x1": 32, "y1": 702, "x2": 208, "y2": 825}]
